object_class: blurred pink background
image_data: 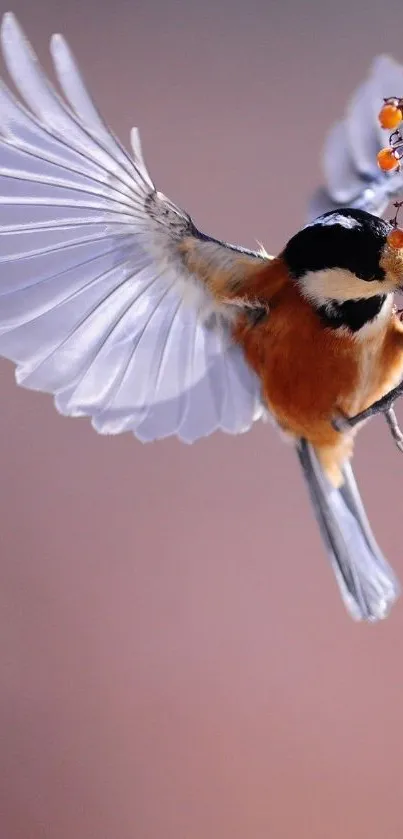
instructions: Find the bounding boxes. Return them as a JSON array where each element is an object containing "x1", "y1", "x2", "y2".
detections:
[{"x1": 1, "y1": 0, "x2": 403, "y2": 836}]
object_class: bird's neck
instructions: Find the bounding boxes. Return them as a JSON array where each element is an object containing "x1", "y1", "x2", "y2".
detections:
[{"x1": 314, "y1": 294, "x2": 393, "y2": 333}]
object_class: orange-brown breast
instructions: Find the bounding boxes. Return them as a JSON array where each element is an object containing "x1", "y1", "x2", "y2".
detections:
[{"x1": 232, "y1": 261, "x2": 403, "y2": 453}]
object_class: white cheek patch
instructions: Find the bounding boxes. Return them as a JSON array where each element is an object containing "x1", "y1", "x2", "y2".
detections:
[{"x1": 300, "y1": 267, "x2": 396, "y2": 303}]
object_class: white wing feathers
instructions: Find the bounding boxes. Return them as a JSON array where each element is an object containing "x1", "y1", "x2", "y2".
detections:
[
  {"x1": 0, "y1": 12, "x2": 267, "y2": 443},
  {"x1": 308, "y1": 54, "x2": 403, "y2": 221}
]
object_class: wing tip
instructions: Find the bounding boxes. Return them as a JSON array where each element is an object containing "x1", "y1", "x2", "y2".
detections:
[
  {"x1": 1, "y1": 10, "x2": 26, "y2": 45},
  {"x1": 1, "y1": 10, "x2": 16, "y2": 28},
  {"x1": 370, "y1": 52, "x2": 402, "y2": 77},
  {"x1": 50, "y1": 32, "x2": 65, "y2": 50}
]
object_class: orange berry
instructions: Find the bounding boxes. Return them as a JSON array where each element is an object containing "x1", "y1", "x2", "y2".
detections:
[
  {"x1": 377, "y1": 147, "x2": 399, "y2": 171},
  {"x1": 378, "y1": 103, "x2": 403, "y2": 129},
  {"x1": 388, "y1": 227, "x2": 403, "y2": 249}
]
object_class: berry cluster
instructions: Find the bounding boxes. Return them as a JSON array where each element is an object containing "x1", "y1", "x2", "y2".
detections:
[
  {"x1": 377, "y1": 99, "x2": 403, "y2": 173},
  {"x1": 375, "y1": 99, "x2": 403, "y2": 248}
]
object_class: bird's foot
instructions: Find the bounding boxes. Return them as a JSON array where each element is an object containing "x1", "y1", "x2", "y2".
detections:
[
  {"x1": 332, "y1": 380, "x2": 403, "y2": 453},
  {"x1": 384, "y1": 406, "x2": 403, "y2": 452}
]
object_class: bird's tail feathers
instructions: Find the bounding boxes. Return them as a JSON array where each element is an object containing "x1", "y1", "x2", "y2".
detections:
[{"x1": 296, "y1": 439, "x2": 400, "y2": 622}]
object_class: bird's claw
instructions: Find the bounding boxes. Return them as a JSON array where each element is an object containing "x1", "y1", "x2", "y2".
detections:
[
  {"x1": 332, "y1": 388, "x2": 403, "y2": 454},
  {"x1": 332, "y1": 414, "x2": 350, "y2": 432},
  {"x1": 384, "y1": 406, "x2": 403, "y2": 453}
]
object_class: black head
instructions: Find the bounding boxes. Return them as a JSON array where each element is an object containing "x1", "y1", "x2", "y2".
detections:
[
  {"x1": 283, "y1": 208, "x2": 392, "y2": 283},
  {"x1": 281, "y1": 208, "x2": 399, "y2": 332}
]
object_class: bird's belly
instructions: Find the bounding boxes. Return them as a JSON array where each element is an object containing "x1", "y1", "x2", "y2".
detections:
[
  {"x1": 261, "y1": 328, "x2": 403, "y2": 446},
  {"x1": 234, "y1": 294, "x2": 403, "y2": 447},
  {"x1": 254, "y1": 330, "x2": 357, "y2": 444}
]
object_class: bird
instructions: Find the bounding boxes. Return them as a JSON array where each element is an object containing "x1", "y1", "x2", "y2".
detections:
[{"x1": 1, "y1": 12, "x2": 403, "y2": 623}]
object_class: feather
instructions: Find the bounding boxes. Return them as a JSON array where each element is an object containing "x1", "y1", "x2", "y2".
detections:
[
  {"x1": 0, "y1": 12, "x2": 267, "y2": 443},
  {"x1": 296, "y1": 439, "x2": 399, "y2": 621},
  {"x1": 308, "y1": 54, "x2": 403, "y2": 222}
]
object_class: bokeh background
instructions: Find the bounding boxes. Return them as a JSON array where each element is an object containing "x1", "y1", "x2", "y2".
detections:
[{"x1": 1, "y1": 0, "x2": 403, "y2": 836}]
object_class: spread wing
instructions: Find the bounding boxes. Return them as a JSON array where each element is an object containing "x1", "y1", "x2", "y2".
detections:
[
  {"x1": 0, "y1": 13, "x2": 269, "y2": 443},
  {"x1": 308, "y1": 54, "x2": 403, "y2": 221}
]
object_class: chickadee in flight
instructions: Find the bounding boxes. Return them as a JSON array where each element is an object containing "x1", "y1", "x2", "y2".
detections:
[{"x1": 0, "y1": 12, "x2": 403, "y2": 622}]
